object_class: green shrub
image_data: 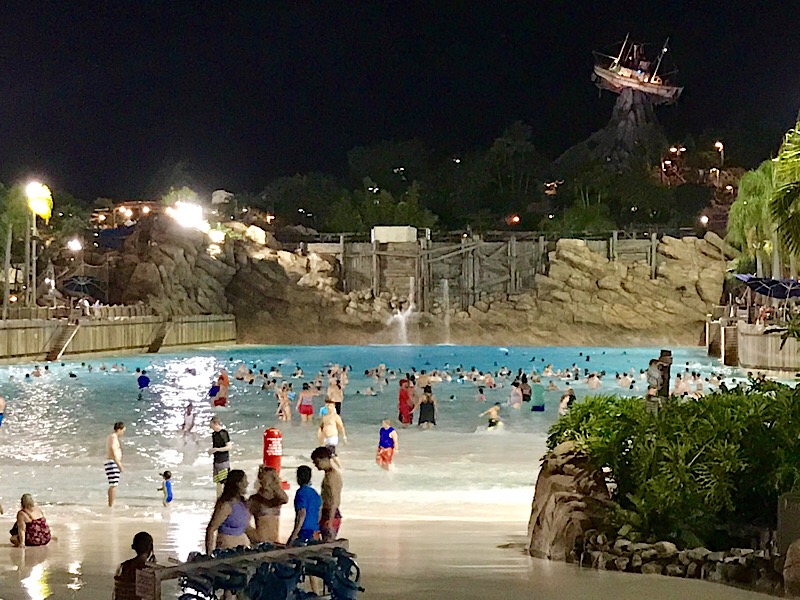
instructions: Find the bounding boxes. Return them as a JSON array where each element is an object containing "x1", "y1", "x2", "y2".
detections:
[{"x1": 547, "y1": 382, "x2": 800, "y2": 548}]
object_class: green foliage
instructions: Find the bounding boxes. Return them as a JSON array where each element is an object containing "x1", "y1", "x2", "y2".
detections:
[
  {"x1": 347, "y1": 140, "x2": 432, "y2": 197},
  {"x1": 772, "y1": 119, "x2": 800, "y2": 254},
  {"x1": 258, "y1": 173, "x2": 344, "y2": 227},
  {"x1": 727, "y1": 160, "x2": 776, "y2": 268},
  {"x1": 538, "y1": 194, "x2": 616, "y2": 235},
  {"x1": 161, "y1": 186, "x2": 199, "y2": 206},
  {"x1": 547, "y1": 383, "x2": 800, "y2": 548},
  {"x1": 325, "y1": 181, "x2": 438, "y2": 233}
]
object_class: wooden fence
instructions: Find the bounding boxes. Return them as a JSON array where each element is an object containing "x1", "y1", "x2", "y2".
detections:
[{"x1": 308, "y1": 231, "x2": 663, "y2": 312}]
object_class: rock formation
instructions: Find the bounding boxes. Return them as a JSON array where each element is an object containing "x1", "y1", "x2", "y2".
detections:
[
  {"x1": 97, "y1": 215, "x2": 733, "y2": 346},
  {"x1": 556, "y1": 88, "x2": 667, "y2": 174},
  {"x1": 528, "y1": 441, "x2": 610, "y2": 561}
]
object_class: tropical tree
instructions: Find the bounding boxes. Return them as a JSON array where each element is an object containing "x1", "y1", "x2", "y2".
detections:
[
  {"x1": 771, "y1": 118, "x2": 800, "y2": 254},
  {"x1": 0, "y1": 185, "x2": 33, "y2": 319},
  {"x1": 484, "y1": 121, "x2": 548, "y2": 214},
  {"x1": 161, "y1": 186, "x2": 200, "y2": 206},
  {"x1": 727, "y1": 160, "x2": 776, "y2": 276}
]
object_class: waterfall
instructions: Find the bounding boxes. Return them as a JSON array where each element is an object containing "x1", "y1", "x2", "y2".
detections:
[{"x1": 386, "y1": 276, "x2": 415, "y2": 345}]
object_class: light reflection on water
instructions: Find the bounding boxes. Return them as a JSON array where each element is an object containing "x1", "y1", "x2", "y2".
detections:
[
  {"x1": 19, "y1": 559, "x2": 49, "y2": 600},
  {"x1": 0, "y1": 345, "x2": 735, "y2": 508}
]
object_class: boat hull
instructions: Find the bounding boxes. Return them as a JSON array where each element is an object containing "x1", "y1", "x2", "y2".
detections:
[{"x1": 592, "y1": 65, "x2": 683, "y2": 104}]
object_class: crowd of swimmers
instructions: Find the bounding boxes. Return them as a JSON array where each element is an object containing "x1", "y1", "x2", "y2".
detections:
[{"x1": 0, "y1": 351, "x2": 742, "y2": 599}]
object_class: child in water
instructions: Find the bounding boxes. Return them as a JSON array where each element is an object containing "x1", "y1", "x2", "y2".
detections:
[
  {"x1": 480, "y1": 403, "x2": 503, "y2": 429},
  {"x1": 157, "y1": 471, "x2": 173, "y2": 507},
  {"x1": 376, "y1": 419, "x2": 399, "y2": 470}
]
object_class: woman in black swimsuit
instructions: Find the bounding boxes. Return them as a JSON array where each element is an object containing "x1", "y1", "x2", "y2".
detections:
[{"x1": 417, "y1": 385, "x2": 437, "y2": 429}]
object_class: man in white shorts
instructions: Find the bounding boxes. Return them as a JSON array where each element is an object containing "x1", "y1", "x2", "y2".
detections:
[{"x1": 318, "y1": 398, "x2": 347, "y2": 455}]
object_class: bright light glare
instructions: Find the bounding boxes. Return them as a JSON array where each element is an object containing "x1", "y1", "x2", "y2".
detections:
[
  {"x1": 714, "y1": 141, "x2": 724, "y2": 151},
  {"x1": 669, "y1": 146, "x2": 678, "y2": 153},
  {"x1": 67, "y1": 239, "x2": 83, "y2": 252},
  {"x1": 25, "y1": 181, "x2": 53, "y2": 220},
  {"x1": 142, "y1": 206, "x2": 151, "y2": 214},
  {"x1": 166, "y1": 202, "x2": 209, "y2": 233},
  {"x1": 208, "y1": 229, "x2": 225, "y2": 244},
  {"x1": 98, "y1": 214, "x2": 106, "y2": 222},
  {"x1": 700, "y1": 215, "x2": 709, "y2": 225},
  {"x1": 125, "y1": 209, "x2": 133, "y2": 218}
]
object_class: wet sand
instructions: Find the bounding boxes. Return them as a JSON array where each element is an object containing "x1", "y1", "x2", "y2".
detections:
[{"x1": 0, "y1": 507, "x2": 768, "y2": 599}]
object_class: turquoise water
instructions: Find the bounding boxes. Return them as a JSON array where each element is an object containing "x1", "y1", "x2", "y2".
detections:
[{"x1": 0, "y1": 344, "x2": 734, "y2": 519}]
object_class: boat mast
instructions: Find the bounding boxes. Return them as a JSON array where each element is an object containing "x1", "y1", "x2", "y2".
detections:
[
  {"x1": 612, "y1": 33, "x2": 629, "y2": 68},
  {"x1": 652, "y1": 37, "x2": 670, "y2": 79}
]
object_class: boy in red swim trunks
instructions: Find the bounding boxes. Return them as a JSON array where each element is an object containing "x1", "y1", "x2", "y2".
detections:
[{"x1": 311, "y1": 446, "x2": 343, "y2": 542}]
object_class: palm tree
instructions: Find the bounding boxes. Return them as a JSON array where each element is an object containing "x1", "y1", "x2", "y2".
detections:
[
  {"x1": 727, "y1": 160, "x2": 776, "y2": 276},
  {"x1": 0, "y1": 185, "x2": 35, "y2": 319},
  {"x1": 771, "y1": 118, "x2": 800, "y2": 254}
]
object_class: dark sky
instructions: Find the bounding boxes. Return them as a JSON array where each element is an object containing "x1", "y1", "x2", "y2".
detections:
[{"x1": 1, "y1": 1, "x2": 798, "y2": 200}]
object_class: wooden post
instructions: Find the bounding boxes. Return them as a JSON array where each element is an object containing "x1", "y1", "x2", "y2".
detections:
[
  {"x1": 507, "y1": 237, "x2": 517, "y2": 294},
  {"x1": 419, "y1": 238, "x2": 429, "y2": 311},
  {"x1": 472, "y1": 235, "x2": 481, "y2": 304},
  {"x1": 611, "y1": 230, "x2": 618, "y2": 262},
  {"x1": 538, "y1": 235, "x2": 546, "y2": 274},
  {"x1": 650, "y1": 233, "x2": 658, "y2": 279},
  {"x1": 371, "y1": 240, "x2": 380, "y2": 297},
  {"x1": 339, "y1": 234, "x2": 347, "y2": 293},
  {"x1": 461, "y1": 236, "x2": 470, "y2": 308}
]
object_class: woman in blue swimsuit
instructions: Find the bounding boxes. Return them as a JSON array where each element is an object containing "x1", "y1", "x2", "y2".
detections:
[{"x1": 205, "y1": 469, "x2": 251, "y2": 554}]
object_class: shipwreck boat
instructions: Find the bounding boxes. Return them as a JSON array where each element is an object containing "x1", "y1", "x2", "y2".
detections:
[{"x1": 592, "y1": 34, "x2": 683, "y2": 105}]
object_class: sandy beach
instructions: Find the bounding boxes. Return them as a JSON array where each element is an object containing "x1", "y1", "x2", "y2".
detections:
[{"x1": 0, "y1": 507, "x2": 768, "y2": 599}]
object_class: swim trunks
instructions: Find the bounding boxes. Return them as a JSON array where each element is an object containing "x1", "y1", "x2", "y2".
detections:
[
  {"x1": 324, "y1": 435, "x2": 339, "y2": 448},
  {"x1": 213, "y1": 461, "x2": 230, "y2": 484},
  {"x1": 105, "y1": 460, "x2": 121, "y2": 487},
  {"x1": 296, "y1": 529, "x2": 321, "y2": 543},
  {"x1": 299, "y1": 404, "x2": 313, "y2": 415},
  {"x1": 0, "y1": 413, "x2": 4, "y2": 427},
  {"x1": 319, "y1": 508, "x2": 342, "y2": 542},
  {"x1": 488, "y1": 418, "x2": 499, "y2": 428},
  {"x1": 376, "y1": 447, "x2": 394, "y2": 468},
  {"x1": 212, "y1": 397, "x2": 228, "y2": 407}
]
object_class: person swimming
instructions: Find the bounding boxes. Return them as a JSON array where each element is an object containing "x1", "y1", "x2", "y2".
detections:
[{"x1": 480, "y1": 403, "x2": 502, "y2": 428}]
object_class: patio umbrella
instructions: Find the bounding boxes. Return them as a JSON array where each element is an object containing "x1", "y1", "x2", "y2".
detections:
[
  {"x1": 62, "y1": 275, "x2": 104, "y2": 299},
  {"x1": 734, "y1": 274, "x2": 800, "y2": 300}
]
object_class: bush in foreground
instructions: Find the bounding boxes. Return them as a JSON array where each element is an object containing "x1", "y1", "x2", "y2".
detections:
[{"x1": 546, "y1": 381, "x2": 800, "y2": 548}]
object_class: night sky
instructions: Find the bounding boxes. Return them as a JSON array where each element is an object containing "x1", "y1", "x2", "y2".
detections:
[{"x1": 1, "y1": 1, "x2": 798, "y2": 200}]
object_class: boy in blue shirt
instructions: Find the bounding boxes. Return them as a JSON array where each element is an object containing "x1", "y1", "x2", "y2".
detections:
[
  {"x1": 287, "y1": 465, "x2": 321, "y2": 545},
  {"x1": 158, "y1": 471, "x2": 173, "y2": 506}
]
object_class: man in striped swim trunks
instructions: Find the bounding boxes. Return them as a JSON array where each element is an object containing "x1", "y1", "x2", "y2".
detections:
[{"x1": 105, "y1": 422, "x2": 125, "y2": 507}]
